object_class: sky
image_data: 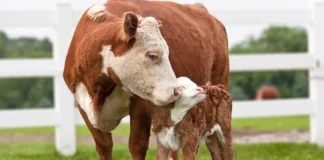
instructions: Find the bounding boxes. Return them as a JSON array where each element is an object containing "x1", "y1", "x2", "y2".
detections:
[{"x1": 0, "y1": 0, "x2": 312, "y2": 47}]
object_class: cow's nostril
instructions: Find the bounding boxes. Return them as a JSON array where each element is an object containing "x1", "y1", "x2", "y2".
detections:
[{"x1": 196, "y1": 88, "x2": 203, "y2": 92}]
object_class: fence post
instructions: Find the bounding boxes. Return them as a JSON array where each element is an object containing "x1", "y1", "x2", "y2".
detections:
[
  {"x1": 309, "y1": 0, "x2": 324, "y2": 146},
  {"x1": 54, "y1": 1, "x2": 76, "y2": 156}
]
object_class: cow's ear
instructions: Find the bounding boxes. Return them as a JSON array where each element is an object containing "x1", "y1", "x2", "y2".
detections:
[{"x1": 123, "y1": 12, "x2": 138, "y2": 39}]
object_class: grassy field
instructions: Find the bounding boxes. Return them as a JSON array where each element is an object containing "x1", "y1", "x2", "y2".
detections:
[
  {"x1": 0, "y1": 116, "x2": 309, "y2": 136},
  {"x1": 0, "y1": 142, "x2": 323, "y2": 160},
  {"x1": 0, "y1": 116, "x2": 317, "y2": 160}
]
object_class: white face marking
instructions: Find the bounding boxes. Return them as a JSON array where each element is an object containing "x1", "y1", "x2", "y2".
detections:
[
  {"x1": 170, "y1": 77, "x2": 206, "y2": 123},
  {"x1": 75, "y1": 83, "x2": 131, "y2": 132},
  {"x1": 87, "y1": 4, "x2": 106, "y2": 21},
  {"x1": 157, "y1": 127, "x2": 181, "y2": 151},
  {"x1": 98, "y1": 16, "x2": 180, "y2": 106}
]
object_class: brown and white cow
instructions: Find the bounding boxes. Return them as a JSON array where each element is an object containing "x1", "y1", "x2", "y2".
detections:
[
  {"x1": 63, "y1": 0, "x2": 230, "y2": 159},
  {"x1": 255, "y1": 85, "x2": 280, "y2": 100},
  {"x1": 152, "y1": 77, "x2": 233, "y2": 160}
]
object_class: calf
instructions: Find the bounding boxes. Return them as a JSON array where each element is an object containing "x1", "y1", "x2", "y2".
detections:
[{"x1": 152, "y1": 77, "x2": 233, "y2": 160}]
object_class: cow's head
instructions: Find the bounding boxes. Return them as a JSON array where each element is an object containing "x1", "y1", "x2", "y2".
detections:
[
  {"x1": 175, "y1": 77, "x2": 206, "y2": 108},
  {"x1": 97, "y1": 11, "x2": 181, "y2": 106}
]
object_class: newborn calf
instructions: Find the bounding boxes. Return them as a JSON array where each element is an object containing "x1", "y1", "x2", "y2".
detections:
[{"x1": 152, "y1": 77, "x2": 233, "y2": 160}]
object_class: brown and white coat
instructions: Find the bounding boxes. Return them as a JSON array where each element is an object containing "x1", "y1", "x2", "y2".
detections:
[
  {"x1": 63, "y1": 0, "x2": 230, "y2": 159},
  {"x1": 152, "y1": 78, "x2": 233, "y2": 160}
]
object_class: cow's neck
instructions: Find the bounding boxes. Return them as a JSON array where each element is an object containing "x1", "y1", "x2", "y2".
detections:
[
  {"x1": 90, "y1": 75, "x2": 118, "y2": 112},
  {"x1": 152, "y1": 103, "x2": 175, "y2": 133},
  {"x1": 170, "y1": 105, "x2": 191, "y2": 124},
  {"x1": 152, "y1": 101, "x2": 193, "y2": 134}
]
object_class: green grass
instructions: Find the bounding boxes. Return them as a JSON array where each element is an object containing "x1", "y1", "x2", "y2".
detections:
[
  {"x1": 232, "y1": 115, "x2": 309, "y2": 132},
  {"x1": 0, "y1": 143, "x2": 323, "y2": 160},
  {"x1": 0, "y1": 116, "x2": 309, "y2": 136}
]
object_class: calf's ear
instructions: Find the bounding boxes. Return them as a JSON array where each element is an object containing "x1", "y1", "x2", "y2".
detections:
[{"x1": 123, "y1": 12, "x2": 138, "y2": 39}]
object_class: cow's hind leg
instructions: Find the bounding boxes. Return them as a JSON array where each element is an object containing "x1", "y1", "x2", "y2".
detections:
[
  {"x1": 206, "y1": 130, "x2": 233, "y2": 160},
  {"x1": 77, "y1": 104, "x2": 113, "y2": 160},
  {"x1": 128, "y1": 97, "x2": 152, "y2": 160},
  {"x1": 206, "y1": 134, "x2": 223, "y2": 160},
  {"x1": 222, "y1": 129, "x2": 233, "y2": 160}
]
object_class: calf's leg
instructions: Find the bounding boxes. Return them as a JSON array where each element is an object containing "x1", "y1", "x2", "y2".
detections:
[
  {"x1": 156, "y1": 140, "x2": 170, "y2": 160},
  {"x1": 181, "y1": 136, "x2": 198, "y2": 160},
  {"x1": 128, "y1": 97, "x2": 152, "y2": 160},
  {"x1": 77, "y1": 104, "x2": 113, "y2": 160},
  {"x1": 168, "y1": 150, "x2": 179, "y2": 160},
  {"x1": 206, "y1": 134, "x2": 223, "y2": 160},
  {"x1": 222, "y1": 129, "x2": 233, "y2": 160}
]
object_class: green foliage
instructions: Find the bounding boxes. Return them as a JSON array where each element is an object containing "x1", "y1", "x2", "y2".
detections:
[
  {"x1": 229, "y1": 26, "x2": 309, "y2": 100},
  {"x1": 2, "y1": 34, "x2": 52, "y2": 59},
  {"x1": 0, "y1": 31, "x2": 53, "y2": 109},
  {"x1": 0, "y1": 77, "x2": 53, "y2": 109}
]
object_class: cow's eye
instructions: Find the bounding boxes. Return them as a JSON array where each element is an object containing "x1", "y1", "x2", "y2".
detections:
[{"x1": 146, "y1": 51, "x2": 159, "y2": 61}]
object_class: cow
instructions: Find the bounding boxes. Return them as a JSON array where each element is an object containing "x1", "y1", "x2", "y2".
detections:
[
  {"x1": 152, "y1": 77, "x2": 233, "y2": 160},
  {"x1": 63, "y1": 0, "x2": 230, "y2": 159},
  {"x1": 255, "y1": 85, "x2": 280, "y2": 100}
]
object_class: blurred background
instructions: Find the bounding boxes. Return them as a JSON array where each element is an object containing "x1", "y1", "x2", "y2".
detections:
[{"x1": 0, "y1": 0, "x2": 323, "y2": 159}]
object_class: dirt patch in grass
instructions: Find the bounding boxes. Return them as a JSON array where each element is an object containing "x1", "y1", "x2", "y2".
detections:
[{"x1": 0, "y1": 129, "x2": 310, "y2": 146}]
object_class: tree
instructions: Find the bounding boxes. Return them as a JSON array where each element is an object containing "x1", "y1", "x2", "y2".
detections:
[
  {"x1": 0, "y1": 31, "x2": 53, "y2": 109},
  {"x1": 229, "y1": 26, "x2": 309, "y2": 100}
]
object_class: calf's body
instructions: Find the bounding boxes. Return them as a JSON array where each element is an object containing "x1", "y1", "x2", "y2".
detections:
[{"x1": 152, "y1": 78, "x2": 233, "y2": 160}]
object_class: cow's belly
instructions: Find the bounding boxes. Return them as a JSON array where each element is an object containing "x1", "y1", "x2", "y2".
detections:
[{"x1": 75, "y1": 83, "x2": 131, "y2": 132}]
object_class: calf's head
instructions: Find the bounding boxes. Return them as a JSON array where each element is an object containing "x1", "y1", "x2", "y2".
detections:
[
  {"x1": 99, "y1": 12, "x2": 181, "y2": 106},
  {"x1": 175, "y1": 77, "x2": 206, "y2": 108}
]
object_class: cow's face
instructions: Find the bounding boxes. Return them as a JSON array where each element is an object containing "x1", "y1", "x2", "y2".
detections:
[
  {"x1": 100, "y1": 12, "x2": 181, "y2": 106},
  {"x1": 175, "y1": 77, "x2": 206, "y2": 108}
]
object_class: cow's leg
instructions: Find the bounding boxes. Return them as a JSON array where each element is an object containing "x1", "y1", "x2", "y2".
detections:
[
  {"x1": 156, "y1": 140, "x2": 170, "y2": 160},
  {"x1": 216, "y1": 100, "x2": 233, "y2": 160},
  {"x1": 77, "y1": 104, "x2": 113, "y2": 160},
  {"x1": 181, "y1": 136, "x2": 198, "y2": 160},
  {"x1": 128, "y1": 97, "x2": 151, "y2": 160},
  {"x1": 222, "y1": 129, "x2": 233, "y2": 160},
  {"x1": 207, "y1": 132, "x2": 233, "y2": 160},
  {"x1": 206, "y1": 134, "x2": 222, "y2": 160},
  {"x1": 168, "y1": 150, "x2": 179, "y2": 160}
]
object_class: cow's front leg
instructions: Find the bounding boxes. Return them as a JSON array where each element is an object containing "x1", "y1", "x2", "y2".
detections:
[
  {"x1": 168, "y1": 150, "x2": 179, "y2": 160},
  {"x1": 77, "y1": 104, "x2": 113, "y2": 160},
  {"x1": 156, "y1": 140, "x2": 170, "y2": 160},
  {"x1": 128, "y1": 97, "x2": 152, "y2": 160},
  {"x1": 181, "y1": 135, "x2": 199, "y2": 160}
]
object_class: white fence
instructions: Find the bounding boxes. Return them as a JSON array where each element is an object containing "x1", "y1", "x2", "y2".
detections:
[{"x1": 0, "y1": 0, "x2": 324, "y2": 156}]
